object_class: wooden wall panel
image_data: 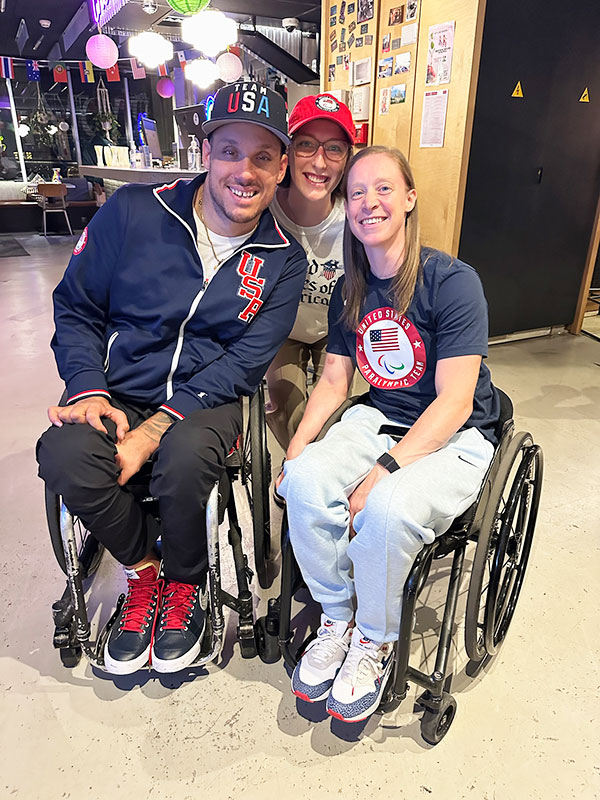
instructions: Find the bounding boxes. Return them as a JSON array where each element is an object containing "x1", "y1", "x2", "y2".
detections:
[
  {"x1": 408, "y1": 0, "x2": 485, "y2": 253},
  {"x1": 319, "y1": 0, "x2": 486, "y2": 255},
  {"x1": 372, "y1": 0, "x2": 421, "y2": 154},
  {"x1": 321, "y1": 0, "x2": 379, "y2": 142}
]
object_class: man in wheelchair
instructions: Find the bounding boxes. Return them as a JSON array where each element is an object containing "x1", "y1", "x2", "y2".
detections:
[
  {"x1": 36, "y1": 83, "x2": 307, "y2": 675},
  {"x1": 277, "y1": 146, "x2": 501, "y2": 723}
]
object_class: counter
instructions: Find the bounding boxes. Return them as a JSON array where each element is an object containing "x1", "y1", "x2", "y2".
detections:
[{"x1": 80, "y1": 165, "x2": 204, "y2": 184}]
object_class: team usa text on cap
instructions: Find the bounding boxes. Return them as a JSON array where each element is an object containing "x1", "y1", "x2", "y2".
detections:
[{"x1": 226, "y1": 83, "x2": 270, "y2": 117}]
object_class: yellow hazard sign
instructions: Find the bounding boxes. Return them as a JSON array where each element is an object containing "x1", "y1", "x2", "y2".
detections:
[
  {"x1": 579, "y1": 87, "x2": 590, "y2": 103},
  {"x1": 511, "y1": 81, "x2": 523, "y2": 98}
]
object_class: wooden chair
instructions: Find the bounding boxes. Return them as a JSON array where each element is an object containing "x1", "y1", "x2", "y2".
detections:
[{"x1": 36, "y1": 183, "x2": 73, "y2": 237}]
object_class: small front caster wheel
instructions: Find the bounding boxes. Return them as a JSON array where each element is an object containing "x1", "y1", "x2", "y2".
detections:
[
  {"x1": 420, "y1": 693, "x2": 457, "y2": 745},
  {"x1": 238, "y1": 623, "x2": 258, "y2": 659},
  {"x1": 59, "y1": 645, "x2": 82, "y2": 668},
  {"x1": 255, "y1": 616, "x2": 281, "y2": 664}
]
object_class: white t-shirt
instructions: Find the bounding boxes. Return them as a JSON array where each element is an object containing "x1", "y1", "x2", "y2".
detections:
[
  {"x1": 270, "y1": 193, "x2": 345, "y2": 344},
  {"x1": 192, "y1": 206, "x2": 255, "y2": 288}
]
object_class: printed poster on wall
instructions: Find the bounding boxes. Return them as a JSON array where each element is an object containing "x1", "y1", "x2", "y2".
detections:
[
  {"x1": 426, "y1": 21, "x2": 455, "y2": 85},
  {"x1": 406, "y1": 0, "x2": 418, "y2": 21},
  {"x1": 401, "y1": 22, "x2": 418, "y2": 46},
  {"x1": 379, "y1": 87, "x2": 390, "y2": 115},
  {"x1": 420, "y1": 89, "x2": 448, "y2": 147}
]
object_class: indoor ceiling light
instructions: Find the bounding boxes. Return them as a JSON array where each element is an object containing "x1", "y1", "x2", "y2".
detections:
[
  {"x1": 39, "y1": 19, "x2": 52, "y2": 28},
  {"x1": 181, "y1": 10, "x2": 237, "y2": 58},
  {"x1": 128, "y1": 30, "x2": 173, "y2": 69},
  {"x1": 184, "y1": 58, "x2": 218, "y2": 88}
]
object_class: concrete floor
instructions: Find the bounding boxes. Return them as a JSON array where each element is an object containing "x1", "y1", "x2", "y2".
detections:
[{"x1": 1, "y1": 234, "x2": 599, "y2": 800}]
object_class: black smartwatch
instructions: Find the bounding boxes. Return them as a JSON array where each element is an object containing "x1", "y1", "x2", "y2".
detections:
[{"x1": 376, "y1": 452, "x2": 401, "y2": 473}]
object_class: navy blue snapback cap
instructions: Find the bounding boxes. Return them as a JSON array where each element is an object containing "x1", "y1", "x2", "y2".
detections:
[{"x1": 202, "y1": 82, "x2": 290, "y2": 146}]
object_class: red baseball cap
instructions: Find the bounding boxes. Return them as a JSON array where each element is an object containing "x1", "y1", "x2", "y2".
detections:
[{"x1": 288, "y1": 94, "x2": 355, "y2": 145}]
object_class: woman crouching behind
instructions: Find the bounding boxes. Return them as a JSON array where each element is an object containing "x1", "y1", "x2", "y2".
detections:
[{"x1": 277, "y1": 146, "x2": 499, "y2": 723}]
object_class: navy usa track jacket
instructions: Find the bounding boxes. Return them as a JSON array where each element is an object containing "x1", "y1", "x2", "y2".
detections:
[{"x1": 51, "y1": 173, "x2": 307, "y2": 420}]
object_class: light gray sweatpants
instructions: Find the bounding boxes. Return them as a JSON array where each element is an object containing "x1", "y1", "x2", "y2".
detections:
[{"x1": 279, "y1": 404, "x2": 494, "y2": 643}]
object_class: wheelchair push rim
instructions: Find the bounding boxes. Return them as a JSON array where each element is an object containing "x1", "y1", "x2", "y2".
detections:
[
  {"x1": 45, "y1": 487, "x2": 104, "y2": 579},
  {"x1": 465, "y1": 432, "x2": 543, "y2": 662},
  {"x1": 242, "y1": 382, "x2": 273, "y2": 589}
]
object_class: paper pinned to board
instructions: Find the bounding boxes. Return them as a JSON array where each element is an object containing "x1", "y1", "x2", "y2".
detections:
[{"x1": 420, "y1": 89, "x2": 449, "y2": 148}]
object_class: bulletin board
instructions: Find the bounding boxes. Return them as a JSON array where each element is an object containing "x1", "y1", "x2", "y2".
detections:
[
  {"x1": 321, "y1": 0, "x2": 379, "y2": 143},
  {"x1": 408, "y1": 0, "x2": 486, "y2": 252},
  {"x1": 372, "y1": 0, "x2": 421, "y2": 155},
  {"x1": 319, "y1": 0, "x2": 487, "y2": 255}
]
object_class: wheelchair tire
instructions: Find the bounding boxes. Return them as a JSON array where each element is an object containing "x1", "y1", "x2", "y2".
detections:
[
  {"x1": 45, "y1": 488, "x2": 105, "y2": 579},
  {"x1": 465, "y1": 433, "x2": 543, "y2": 662},
  {"x1": 243, "y1": 383, "x2": 272, "y2": 589},
  {"x1": 420, "y1": 693, "x2": 457, "y2": 745}
]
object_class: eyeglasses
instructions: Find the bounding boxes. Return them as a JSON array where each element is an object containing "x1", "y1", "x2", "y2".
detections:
[{"x1": 291, "y1": 135, "x2": 350, "y2": 162}]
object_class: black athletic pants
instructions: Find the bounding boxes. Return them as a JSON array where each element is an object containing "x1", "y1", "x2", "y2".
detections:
[{"x1": 37, "y1": 397, "x2": 243, "y2": 584}]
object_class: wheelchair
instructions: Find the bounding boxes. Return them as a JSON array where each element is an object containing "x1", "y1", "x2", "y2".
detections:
[
  {"x1": 254, "y1": 389, "x2": 544, "y2": 744},
  {"x1": 45, "y1": 383, "x2": 274, "y2": 671}
]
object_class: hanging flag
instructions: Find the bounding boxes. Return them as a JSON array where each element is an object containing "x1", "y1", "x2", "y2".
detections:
[
  {"x1": 106, "y1": 63, "x2": 120, "y2": 82},
  {"x1": 130, "y1": 58, "x2": 146, "y2": 79},
  {"x1": 0, "y1": 56, "x2": 15, "y2": 79},
  {"x1": 158, "y1": 63, "x2": 168, "y2": 77},
  {"x1": 53, "y1": 63, "x2": 68, "y2": 83},
  {"x1": 79, "y1": 60, "x2": 95, "y2": 84},
  {"x1": 177, "y1": 50, "x2": 187, "y2": 70},
  {"x1": 25, "y1": 60, "x2": 41, "y2": 81}
]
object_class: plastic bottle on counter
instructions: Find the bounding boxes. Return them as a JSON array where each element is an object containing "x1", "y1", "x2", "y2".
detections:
[
  {"x1": 187, "y1": 135, "x2": 200, "y2": 171},
  {"x1": 129, "y1": 143, "x2": 138, "y2": 169},
  {"x1": 141, "y1": 144, "x2": 152, "y2": 168}
]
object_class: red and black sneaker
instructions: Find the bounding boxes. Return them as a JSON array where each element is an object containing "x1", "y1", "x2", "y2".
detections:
[
  {"x1": 151, "y1": 579, "x2": 207, "y2": 673},
  {"x1": 104, "y1": 563, "x2": 162, "y2": 675}
]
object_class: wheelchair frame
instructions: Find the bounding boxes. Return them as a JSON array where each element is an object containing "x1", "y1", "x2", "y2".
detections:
[
  {"x1": 256, "y1": 392, "x2": 544, "y2": 744},
  {"x1": 47, "y1": 385, "x2": 273, "y2": 671}
]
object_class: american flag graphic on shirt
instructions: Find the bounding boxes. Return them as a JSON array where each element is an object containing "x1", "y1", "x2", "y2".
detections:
[{"x1": 369, "y1": 328, "x2": 399, "y2": 351}]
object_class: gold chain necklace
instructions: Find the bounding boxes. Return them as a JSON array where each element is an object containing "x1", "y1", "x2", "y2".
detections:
[{"x1": 196, "y1": 189, "x2": 227, "y2": 268}]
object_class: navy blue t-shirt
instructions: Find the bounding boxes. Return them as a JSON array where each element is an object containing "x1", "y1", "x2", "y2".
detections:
[{"x1": 327, "y1": 249, "x2": 500, "y2": 444}]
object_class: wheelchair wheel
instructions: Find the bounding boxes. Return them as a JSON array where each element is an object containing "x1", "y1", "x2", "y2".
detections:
[
  {"x1": 420, "y1": 692, "x2": 457, "y2": 745},
  {"x1": 242, "y1": 383, "x2": 272, "y2": 589},
  {"x1": 465, "y1": 432, "x2": 543, "y2": 662},
  {"x1": 59, "y1": 645, "x2": 82, "y2": 669},
  {"x1": 255, "y1": 616, "x2": 281, "y2": 664},
  {"x1": 45, "y1": 487, "x2": 104, "y2": 578}
]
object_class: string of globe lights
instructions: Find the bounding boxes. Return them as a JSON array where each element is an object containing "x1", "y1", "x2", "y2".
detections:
[{"x1": 85, "y1": 0, "x2": 243, "y2": 97}]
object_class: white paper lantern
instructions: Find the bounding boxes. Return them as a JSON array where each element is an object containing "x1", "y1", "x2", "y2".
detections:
[
  {"x1": 18, "y1": 123, "x2": 30, "y2": 137},
  {"x1": 128, "y1": 31, "x2": 174, "y2": 69},
  {"x1": 181, "y1": 10, "x2": 237, "y2": 57},
  {"x1": 86, "y1": 33, "x2": 119, "y2": 69},
  {"x1": 185, "y1": 59, "x2": 218, "y2": 88},
  {"x1": 216, "y1": 52, "x2": 243, "y2": 82},
  {"x1": 58, "y1": 121, "x2": 70, "y2": 132}
]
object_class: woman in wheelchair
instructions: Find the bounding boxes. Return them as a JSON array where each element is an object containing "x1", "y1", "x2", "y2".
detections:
[{"x1": 277, "y1": 146, "x2": 501, "y2": 723}]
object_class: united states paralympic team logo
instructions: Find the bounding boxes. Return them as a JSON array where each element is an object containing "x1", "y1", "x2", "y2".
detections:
[
  {"x1": 73, "y1": 226, "x2": 88, "y2": 255},
  {"x1": 356, "y1": 306, "x2": 426, "y2": 389}
]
